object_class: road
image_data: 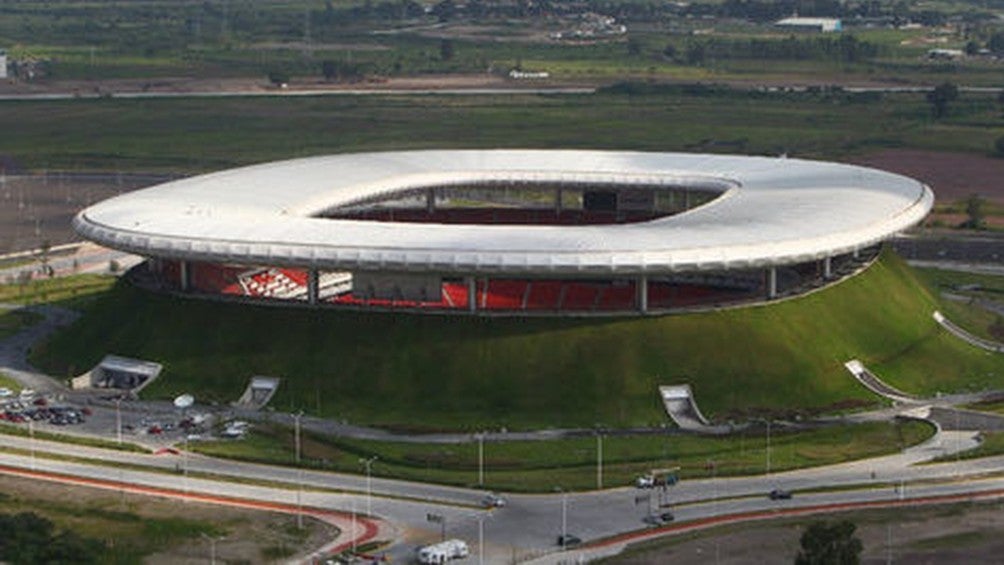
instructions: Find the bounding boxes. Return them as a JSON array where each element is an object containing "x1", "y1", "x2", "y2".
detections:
[{"x1": 0, "y1": 425, "x2": 1001, "y2": 564}]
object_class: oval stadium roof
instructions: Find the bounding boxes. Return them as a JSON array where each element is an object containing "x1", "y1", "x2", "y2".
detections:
[{"x1": 73, "y1": 150, "x2": 933, "y2": 276}]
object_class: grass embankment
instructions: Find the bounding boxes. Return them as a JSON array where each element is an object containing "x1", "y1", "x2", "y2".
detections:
[
  {"x1": 29, "y1": 251, "x2": 1004, "y2": 430},
  {"x1": 193, "y1": 420, "x2": 933, "y2": 492},
  {"x1": 0, "y1": 309, "x2": 43, "y2": 339}
]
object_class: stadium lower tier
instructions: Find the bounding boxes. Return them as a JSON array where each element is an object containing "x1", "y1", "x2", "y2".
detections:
[{"x1": 141, "y1": 248, "x2": 879, "y2": 315}]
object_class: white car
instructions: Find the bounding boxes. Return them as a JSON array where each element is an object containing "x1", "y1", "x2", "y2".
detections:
[
  {"x1": 0, "y1": 387, "x2": 13, "y2": 398},
  {"x1": 482, "y1": 493, "x2": 506, "y2": 508}
]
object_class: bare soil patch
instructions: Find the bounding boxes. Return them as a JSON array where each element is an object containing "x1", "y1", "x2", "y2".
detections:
[{"x1": 610, "y1": 501, "x2": 1004, "y2": 564}]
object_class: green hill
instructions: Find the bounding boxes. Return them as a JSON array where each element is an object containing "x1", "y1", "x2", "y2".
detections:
[{"x1": 31, "y1": 250, "x2": 1004, "y2": 430}]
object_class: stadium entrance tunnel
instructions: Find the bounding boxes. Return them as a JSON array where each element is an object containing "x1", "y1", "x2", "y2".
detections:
[{"x1": 133, "y1": 246, "x2": 881, "y2": 316}]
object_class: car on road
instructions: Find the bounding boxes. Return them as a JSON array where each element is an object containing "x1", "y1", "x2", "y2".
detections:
[
  {"x1": 482, "y1": 493, "x2": 506, "y2": 508},
  {"x1": 556, "y1": 534, "x2": 582, "y2": 548},
  {"x1": 769, "y1": 488, "x2": 793, "y2": 500},
  {"x1": 642, "y1": 511, "x2": 675, "y2": 527}
]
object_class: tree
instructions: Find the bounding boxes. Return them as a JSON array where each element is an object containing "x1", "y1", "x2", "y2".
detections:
[
  {"x1": 321, "y1": 59, "x2": 337, "y2": 81},
  {"x1": 795, "y1": 520, "x2": 863, "y2": 565},
  {"x1": 926, "y1": 81, "x2": 958, "y2": 118},
  {"x1": 995, "y1": 135, "x2": 1004, "y2": 157},
  {"x1": 627, "y1": 37, "x2": 642, "y2": 56},
  {"x1": 439, "y1": 38, "x2": 454, "y2": 62},
  {"x1": 267, "y1": 70, "x2": 290, "y2": 87},
  {"x1": 663, "y1": 43, "x2": 677, "y2": 60},
  {"x1": 964, "y1": 193, "x2": 986, "y2": 229},
  {"x1": 964, "y1": 40, "x2": 980, "y2": 56},
  {"x1": 989, "y1": 32, "x2": 1004, "y2": 55}
]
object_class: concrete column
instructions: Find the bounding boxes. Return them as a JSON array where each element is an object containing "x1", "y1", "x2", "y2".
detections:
[
  {"x1": 467, "y1": 276, "x2": 477, "y2": 313},
  {"x1": 555, "y1": 187, "x2": 563, "y2": 213},
  {"x1": 766, "y1": 267, "x2": 777, "y2": 299},
  {"x1": 823, "y1": 256, "x2": 832, "y2": 279},
  {"x1": 852, "y1": 248, "x2": 860, "y2": 260},
  {"x1": 636, "y1": 275, "x2": 649, "y2": 314},
  {"x1": 426, "y1": 188, "x2": 435, "y2": 214},
  {"x1": 683, "y1": 189, "x2": 691, "y2": 210},
  {"x1": 179, "y1": 260, "x2": 190, "y2": 292},
  {"x1": 307, "y1": 269, "x2": 319, "y2": 305}
]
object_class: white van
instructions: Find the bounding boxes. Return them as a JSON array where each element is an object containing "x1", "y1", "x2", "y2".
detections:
[{"x1": 416, "y1": 539, "x2": 469, "y2": 564}]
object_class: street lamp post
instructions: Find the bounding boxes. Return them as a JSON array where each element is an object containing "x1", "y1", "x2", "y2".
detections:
[
  {"x1": 199, "y1": 533, "x2": 224, "y2": 565},
  {"x1": 555, "y1": 487, "x2": 568, "y2": 549},
  {"x1": 478, "y1": 514, "x2": 485, "y2": 565},
  {"x1": 596, "y1": 431, "x2": 603, "y2": 490},
  {"x1": 477, "y1": 433, "x2": 484, "y2": 487},
  {"x1": 765, "y1": 420, "x2": 772, "y2": 476},
  {"x1": 360, "y1": 456, "x2": 378, "y2": 516},
  {"x1": 115, "y1": 397, "x2": 122, "y2": 446},
  {"x1": 293, "y1": 411, "x2": 304, "y2": 464},
  {"x1": 28, "y1": 419, "x2": 35, "y2": 471}
]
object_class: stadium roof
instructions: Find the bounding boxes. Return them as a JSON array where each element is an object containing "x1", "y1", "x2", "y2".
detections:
[{"x1": 73, "y1": 150, "x2": 933, "y2": 276}]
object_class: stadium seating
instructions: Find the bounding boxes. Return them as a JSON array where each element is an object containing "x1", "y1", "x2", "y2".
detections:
[{"x1": 525, "y1": 281, "x2": 563, "y2": 310}]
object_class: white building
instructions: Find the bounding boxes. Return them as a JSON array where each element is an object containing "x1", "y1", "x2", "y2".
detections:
[{"x1": 775, "y1": 17, "x2": 842, "y2": 33}]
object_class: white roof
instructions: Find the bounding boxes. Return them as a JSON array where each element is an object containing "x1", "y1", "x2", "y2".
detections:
[{"x1": 73, "y1": 150, "x2": 933, "y2": 276}]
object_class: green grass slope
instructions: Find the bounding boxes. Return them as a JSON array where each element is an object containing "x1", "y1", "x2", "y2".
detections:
[{"x1": 30, "y1": 251, "x2": 1004, "y2": 430}]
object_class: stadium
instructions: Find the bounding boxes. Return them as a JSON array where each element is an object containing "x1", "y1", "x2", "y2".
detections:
[{"x1": 72, "y1": 150, "x2": 934, "y2": 316}]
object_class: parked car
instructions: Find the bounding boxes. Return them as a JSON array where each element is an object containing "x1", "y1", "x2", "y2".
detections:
[{"x1": 769, "y1": 489, "x2": 792, "y2": 500}]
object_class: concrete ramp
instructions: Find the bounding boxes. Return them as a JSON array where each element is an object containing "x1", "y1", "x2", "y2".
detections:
[
  {"x1": 934, "y1": 311, "x2": 1004, "y2": 353},
  {"x1": 659, "y1": 385, "x2": 732, "y2": 435},
  {"x1": 844, "y1": 359, "x2": 918, "y2": 404},
  {"x1": 233, "y1": 376, "x2": 280, "y2": 410}
]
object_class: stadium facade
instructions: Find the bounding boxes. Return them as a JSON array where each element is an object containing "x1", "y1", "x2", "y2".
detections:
[{"x1": 73, "y1": 150, "x2": 933, "y2": 315}]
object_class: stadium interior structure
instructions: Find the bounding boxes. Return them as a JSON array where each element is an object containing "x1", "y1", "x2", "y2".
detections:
[
  {"x1": 75, "y1": 150, "x2": 931, "y2": 317},
  {"x1": 137, "y1": 181, "x2": 879, "y2": 315}
]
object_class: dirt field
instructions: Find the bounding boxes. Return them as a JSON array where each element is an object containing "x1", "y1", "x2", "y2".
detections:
[
  {"x1": 0, "y1": 473, "x2": 337, "y2": 564},
  {"x1": 850, "y1": 149, "x2": 1004, "y2": 205},
  {"x1": 610, "y1": 500, "x2": 1004, "y2": 564}
]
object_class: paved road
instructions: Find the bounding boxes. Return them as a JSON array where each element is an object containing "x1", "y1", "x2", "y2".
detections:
[
  {"x1": 0, "y1": 87, "x2": 596, "y2": 102},
  {"x1": 1, "y1": 427, "x2": 1002, "y2": 564}
]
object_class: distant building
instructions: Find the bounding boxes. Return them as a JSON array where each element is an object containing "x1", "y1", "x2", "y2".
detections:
[
  {"x1": 0, "y1": 50, "x2": 7, "y2": 79},
  {"x1": 775, "y1": 17, "x2": 842, "y2": 33},
  {"x1": 927, "y1": 48, "x2": 964, "y2": 60}
]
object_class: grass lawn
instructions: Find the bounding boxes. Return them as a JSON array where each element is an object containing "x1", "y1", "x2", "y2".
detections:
[
  {"x1": 193, "y1": 420, "x2": 933, "y2": 492},
  {"x1": 29, "y1": 251, "x2": 1004, "y2": 430},
  {"x1": 1, "y1": 87, "x2": 1002, "y2": 172},
  {"x1": 0, "y1": 275, "x2": 117, "y2": 309},
  {"x1": 0, "y1": 373, "x2": 22, "y2": 394}
]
